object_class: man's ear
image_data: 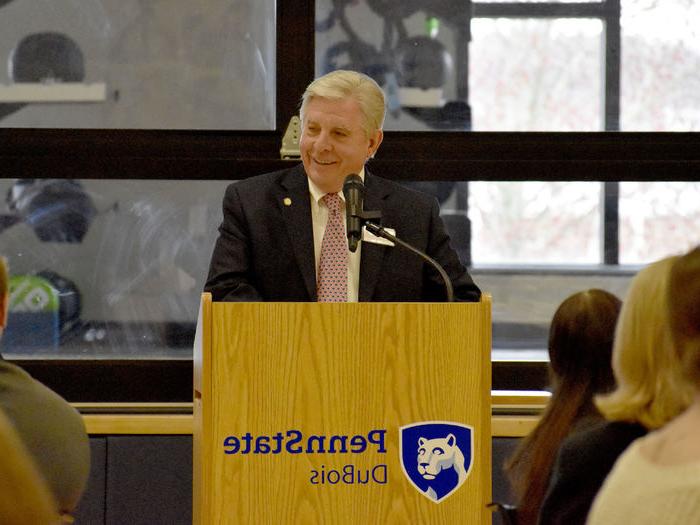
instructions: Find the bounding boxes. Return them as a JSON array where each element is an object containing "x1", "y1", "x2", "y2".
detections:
[
  {"x1": 368, "y1": 129, "x2": 383, "y2": 158},
  {"x1": 0, "y1": 293, "x2": 8, "y2": 331}
]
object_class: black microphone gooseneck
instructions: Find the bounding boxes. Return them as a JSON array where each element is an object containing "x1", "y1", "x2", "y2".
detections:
[
  {"x1": 341, "y1": 174, "x2": 455, "y2": 302},
  {"x1": 342, "y1": 174, "x2": 364, "y2": 253},
  {"x1": 363, "y1": 222, "x2": 455, "y2": 303}
]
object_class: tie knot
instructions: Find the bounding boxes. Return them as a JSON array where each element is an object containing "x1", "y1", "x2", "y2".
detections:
[{"x1": 323, "y1": 193, "x2": 342, "y2": 214}]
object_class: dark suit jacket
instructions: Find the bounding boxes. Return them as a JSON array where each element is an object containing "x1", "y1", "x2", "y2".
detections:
[
  {"x1": 205, "y1": 164, "x2": 480, "y2": 302},
  {"x1": 538, "y1": 420, "x2": 647, "y2": 525}
]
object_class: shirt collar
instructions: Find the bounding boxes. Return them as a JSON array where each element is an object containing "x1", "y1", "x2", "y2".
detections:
[{"x1": 308, "y1": 168, "x2": 366, "y2": 205}]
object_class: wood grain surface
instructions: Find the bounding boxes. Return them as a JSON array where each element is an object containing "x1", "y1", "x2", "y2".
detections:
[{"x1": 194, "y1": 299, "x2": 492, "y2": 524}]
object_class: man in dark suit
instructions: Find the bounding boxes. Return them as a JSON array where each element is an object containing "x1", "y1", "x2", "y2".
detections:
[{"x1": 205, "y1": 70, "x2": 480, "y2": 302}]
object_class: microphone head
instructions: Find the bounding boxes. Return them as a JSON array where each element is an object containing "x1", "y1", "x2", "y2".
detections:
[
  {"x1": 343, "y1": 174, "x2": 364, "y2": 253},
  {"x1": 342, "y1": 174, "x2": 364, "y2": 195}
]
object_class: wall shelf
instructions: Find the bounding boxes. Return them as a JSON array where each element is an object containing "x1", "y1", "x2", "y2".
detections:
[{"x1": 0, "y1": 82, "x2": 106, "y2": 103}]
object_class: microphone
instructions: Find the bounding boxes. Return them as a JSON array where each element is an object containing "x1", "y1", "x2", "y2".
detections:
[
  {"x1": 339, "y1": 177, "x2": 455, "y2": 301},
  {"x1": 342, "y1": 174, "x2": 364, "y2": 253},
  {"x1": 363, "y1": 222, "x2": 455, "y2": 302}
]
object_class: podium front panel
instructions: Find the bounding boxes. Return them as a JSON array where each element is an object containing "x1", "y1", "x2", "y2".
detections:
[{"x1": 194, "y1": 299, "x2": 491, "y2": 524}]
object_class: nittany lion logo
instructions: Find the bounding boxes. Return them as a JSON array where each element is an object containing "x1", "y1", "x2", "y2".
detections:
[{"x1": 400, "y1": 421, "x2": 473, "y2": 503}]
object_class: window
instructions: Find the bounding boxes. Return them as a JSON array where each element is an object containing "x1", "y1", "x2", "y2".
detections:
[
  {"x1": 0, "y1": 0, "x2": 698, "y2": 400},
  {"x1": 619, "y1": 182, "x2": 700, "y2": 264},
  {"x1": 315, "y1": 0, "x2": 615, "y2": 131},
  {"x1": 0, "y1": 179, "x2": 229, "y2": 359},
  {"x1": 620, "y1": 0, "x2": 700, "y2": 131},
  {"x1": 469, "y1": 182, "x2": 602, "y2": 264},
  {"x1": 0, "y1": 0, "x2": 276, "y2": 129},
  {"x1": 470, "y1": 19, "x2": 603, "y2": 131},
  {"x1": 312, "y1": 0, "x2": 698, "y2": 368}
]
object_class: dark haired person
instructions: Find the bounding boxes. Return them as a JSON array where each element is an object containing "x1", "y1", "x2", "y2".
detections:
[{"x1": 504, "y1": 289, "x2": 621, "y2": 525}]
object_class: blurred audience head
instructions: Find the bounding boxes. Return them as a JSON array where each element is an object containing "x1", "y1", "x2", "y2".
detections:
[
  {"x1": 668, "y1": 246, "x2": 700, "y2": 387},
  {"x1": 0, "y1": 255, "x2": 89, "y2": 520},
  {"x1": 0, "y1": 409, "x2": 60, "y2": 525},
  {"x1": 506, "y1": 289, "x2": 621, "y2": 524},
  {"x1": 597, "y1": 255, "x2": 694, "y2": 429}
]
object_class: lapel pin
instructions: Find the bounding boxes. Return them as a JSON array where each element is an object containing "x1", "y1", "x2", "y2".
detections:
[{"x1": 283, "y1": 197, "x2": 292, "y2": 206}]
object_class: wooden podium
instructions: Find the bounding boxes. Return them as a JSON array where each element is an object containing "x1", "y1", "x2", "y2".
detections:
[{"x1": 194, "y1": 294, "x2": 492, "y2": 524}]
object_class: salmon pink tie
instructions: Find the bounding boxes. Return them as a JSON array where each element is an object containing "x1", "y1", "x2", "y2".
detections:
[{"x1": 317, "y1": 193, "x2": 348, "y2": 302}]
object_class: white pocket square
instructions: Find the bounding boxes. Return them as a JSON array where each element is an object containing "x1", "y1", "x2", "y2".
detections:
[{"x1": 362, "y1": 226, "x2": 395, "y2": 247}]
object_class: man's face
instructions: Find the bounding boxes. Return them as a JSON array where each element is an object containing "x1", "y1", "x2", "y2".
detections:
[{"x1": 301, "y1": 96, "x2": 382, "y2": 193}]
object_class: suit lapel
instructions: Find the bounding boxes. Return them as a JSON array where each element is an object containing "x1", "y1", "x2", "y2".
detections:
[
  {"x1": 359, "y1": 172, "x2": 390, "y2": 301},
  {"x1": 277, "y1": 165, "x2": 317, "y2": 300}
]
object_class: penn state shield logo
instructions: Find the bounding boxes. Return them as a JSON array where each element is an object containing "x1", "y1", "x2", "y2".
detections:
[{"x1": 400, "y1": 421, "x2": 473, "y2": 503}]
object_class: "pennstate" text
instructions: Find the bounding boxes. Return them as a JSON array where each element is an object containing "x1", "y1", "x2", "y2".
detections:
[{"x1": 223, "y1": 429, "x2": 387, "y2": 455}]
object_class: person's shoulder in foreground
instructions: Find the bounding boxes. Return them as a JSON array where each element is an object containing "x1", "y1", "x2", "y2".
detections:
[
  {"x1": 0, "y1": 255, "x2": 90, "y2": 517},
  {"x1": 0, "y1": 359, "x2": 91, "y2": 516},
  {"x1": 587, "y1": 430, "x2": 700, "y2": 525},
  {"x1": 0, "y1": 407, "x2": 61, "y2": 525}
]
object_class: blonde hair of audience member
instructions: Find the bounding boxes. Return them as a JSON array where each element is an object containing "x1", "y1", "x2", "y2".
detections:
[
  {"x1": 506, "y1": 289, "x2": 621, "y2": 525},
  {"x1": 0, "y1": 409, "x2": 60, "y2": 525},
  {"x1": 300, "y1": 69, "x2": 386, "y2": 139},
  {"x1": 595, "y1": 255, "x2": 694, "y2": 429},
  {"x1": 586, "y1": 247, "x2": 700, "y2": 525},
  {"x1": 644, "y1": 245, "x2": 700, "y2": 464},
  {"x1": 670, "y1": 246, "x2": 700, "y2": 385}
]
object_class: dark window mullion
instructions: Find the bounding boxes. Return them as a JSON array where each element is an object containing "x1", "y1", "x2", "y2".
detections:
[
  {"x1": 602, "y1": 0, "x2": 621, "y2": 263},
  {"x1": 276, "y1": 0, "x2": 316, "y2": 130},
  {"x1": 472, "y1": 2, "x2": 609, "y2": 18},
  {"x1": 456, "y1": 181, "x2": 472, "y2": 266},
  {"x1": 603, "y1": 180, "x2": 619, "y2": 264},
  {"x1": 602, "y1": 0, "x2": 621, "y2": 131}
]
